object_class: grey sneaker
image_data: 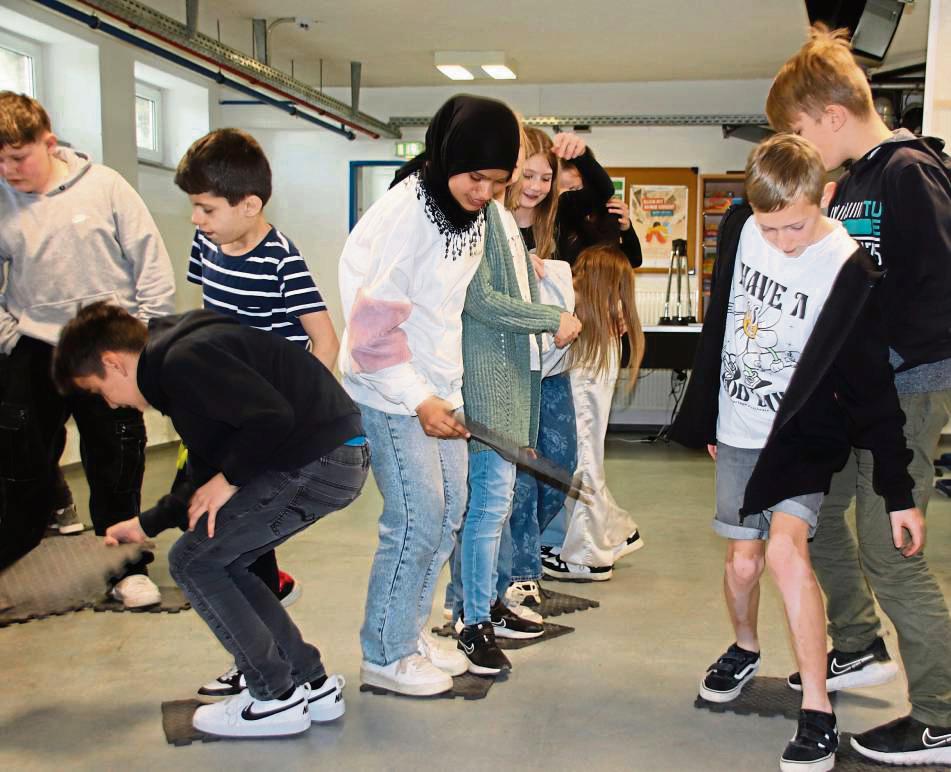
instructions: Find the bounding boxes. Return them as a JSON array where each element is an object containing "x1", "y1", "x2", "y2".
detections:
[{"x1": 50, "y1": 504, "x2": 84, "y2": 535}]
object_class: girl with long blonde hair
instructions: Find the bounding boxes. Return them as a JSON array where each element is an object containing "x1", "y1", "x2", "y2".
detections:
[{"x1": 541, "y1": 244, "x2": 646, "y2": 581}]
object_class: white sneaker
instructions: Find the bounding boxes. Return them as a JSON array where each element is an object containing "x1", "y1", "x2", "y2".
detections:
[
  {"x1": 542, "y1": 556, "x2": 613, "y2": 582},
  {"x1": 505, "y1": 601, "x2": 543, "y2": 624},
  {"x1": 192, "y1": 685, "x2": 310, "y2": 738},
  {"x1": 613, "y1": 529, "x2": 645, "y2": 561},
  {"x1": 110, "y1": 575, "x2": 161, "y2": 608},
  {"x1": 361, "y1": 654, "x2": 452, "y2": 696},
  {"x1": 198, "y1": 663, "x2": 246, "y2": 697},
  {"x1": 307, "y1": 674, "x2": 345, "y2": 722},
  {"x1": 505, "y1": 580, "x2": 542, "y2": 607},
  {"x1": 417, "y1": 630, "x2": 467, "y2": 676}
]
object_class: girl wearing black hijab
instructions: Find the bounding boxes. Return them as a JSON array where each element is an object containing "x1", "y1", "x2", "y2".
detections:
[{"x1": 338, "y1": 94, "x2": 519, "y2": 698}]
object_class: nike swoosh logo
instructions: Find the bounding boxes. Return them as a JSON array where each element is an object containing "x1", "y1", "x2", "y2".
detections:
[
  {"x1": 240, "y1": 696, "x2": 305, "y2": 721},
  {"x1": 308, "y1": 686, "x2": 335, "y2": 702},
  {"x1": 460, "y1": 641, "x2": 475, "y2": 654},
  {"x1": 923, "y1": 729, "x2": 951, "y2": 748},
  {"x1": 494, "y1": 619, "x2": 507, "y2": 628},
  {"x1": 830, "y1": 654, "x2": 873, "y2": 675}
]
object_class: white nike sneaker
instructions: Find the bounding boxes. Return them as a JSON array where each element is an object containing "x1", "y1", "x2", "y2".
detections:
[
  {"x1": 417, "y1": 630, "x2": 467, "y2": 676},
  {"x1": 360, "y1": 654, "x2": 452, "y2": 696},
  {"x1": 192, "y1": 685, "x2": 310, "y2": 738},
  {"x1": 505, "y1": 600, "x2": 543, "y2": 624},
  {"x1": 198, "y1": 663, "x2": 246, "y2": 697},
  {"x1": 612, "y1": 529, "x2": 645, "y2": 561},
  {"x1": 307, "y1": 675, "x2": 346, "y2": 722},
  {"x1": 110, "y1": 575, "x2": 161, "y2": 609}
]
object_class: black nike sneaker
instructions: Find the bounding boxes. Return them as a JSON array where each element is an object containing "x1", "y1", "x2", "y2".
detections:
[
  {"x1": 457, "y1": 621, "x2": 511, "y2": 676},
  {"x1": 698, "y1": 643, "x2": 760, "y2": 703},
  {"x1": 850, "y1": 715, "x2": 951, "y2": 766},
  {"x1": 490, "y1": 599, "x2": 544, "y2": 639},
  {"x1": 786, "y1": 636, "x2": 898, "y2": 692},
  {"x1": 780, "y1": 709, "x2": 838, "y2": 772}
]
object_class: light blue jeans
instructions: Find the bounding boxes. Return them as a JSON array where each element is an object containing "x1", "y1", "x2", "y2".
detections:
[
  {"x1": 358, "y1": 403, "x2": 468, "y2": 666},
  {"x1": 452, "y1": 449, "x2": 517, "y2": 625}
]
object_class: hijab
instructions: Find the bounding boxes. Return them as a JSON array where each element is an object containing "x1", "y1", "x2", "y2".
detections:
[{"x1": 393, "y1": 95, "x2": 520, "y2": 259}]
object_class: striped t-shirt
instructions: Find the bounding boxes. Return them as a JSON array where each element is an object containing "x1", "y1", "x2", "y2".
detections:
[{"x1": 187, "y1": 227, "x2": 326, "y2": 346}]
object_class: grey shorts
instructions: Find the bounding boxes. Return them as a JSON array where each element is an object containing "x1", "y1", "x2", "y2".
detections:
[{"x1": 714, "y1": 442, "x2": 823, "y2": 541}]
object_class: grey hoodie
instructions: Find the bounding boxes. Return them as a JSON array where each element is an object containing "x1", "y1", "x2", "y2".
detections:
[{"x1": 0, "y1": 147, "x2": 175, "y2": 353}]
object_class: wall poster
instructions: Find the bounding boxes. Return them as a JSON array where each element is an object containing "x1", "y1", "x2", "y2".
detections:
[{"x1": 629, "y1": 184, "x2": 689, "y2": 269}]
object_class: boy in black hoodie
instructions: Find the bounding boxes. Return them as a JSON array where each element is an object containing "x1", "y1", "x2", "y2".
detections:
[
  {"x1": 671, "y1": 133, "x2": 922, "y2": 772},
  {"x1": 52, "y1": 302, "x2": 368, "y2": 739},
  {"x1": 767, "y1": 25, "x2": 951, "y2": 767}
]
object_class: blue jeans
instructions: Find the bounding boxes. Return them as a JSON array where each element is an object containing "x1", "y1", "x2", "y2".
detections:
[
  {"x1": 452, "y1": 449, "x2": 517, "y2": 624},
  {"x1": 496, "y1": 372, "x2": 576, "y2": 596},
  {"x1": 358, "y1": 403, "x2": 468, "y2": 666},
  {"x1": 168, "y1": 443, "x2": 369, "y2": 700}
]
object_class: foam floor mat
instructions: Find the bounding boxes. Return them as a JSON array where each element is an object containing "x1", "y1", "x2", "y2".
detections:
[
  {"x1": 0, "y1": 532, "x2": 146, "y2": 626},
  {"x1": 93, "y1": 586, "x2": 190, "y2": 614},
  {"x1": 430, "y1": 620, "x2": 574, "y2": 649},
  {"x1": 838, "y1": 733, "x2": 951, "y2": 770},
  {"x1": 534, "y1": 588, "x2": 600, "y2": 618},
  {"x1": 360, "y1": 671, "x2": 500, "y2": 701},
  {"x1": 694, "y1": 676, "x2": 837, "y2": 720}
]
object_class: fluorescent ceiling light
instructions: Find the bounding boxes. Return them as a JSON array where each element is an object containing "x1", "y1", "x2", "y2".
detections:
[
  {"x1": 435, "y1": 51, "x2": 516, "y2": 81},
  {"x1": 481, "y1": 64, "x2": 516, "y2": 80},
  {"x1": 436, "y1": 64, "x2": 475, "y2": 80}
]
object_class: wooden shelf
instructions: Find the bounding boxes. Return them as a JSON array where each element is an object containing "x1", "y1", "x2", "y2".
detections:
[{"x1": 695, "y1": 172, "x2": 744, "y2": 321}]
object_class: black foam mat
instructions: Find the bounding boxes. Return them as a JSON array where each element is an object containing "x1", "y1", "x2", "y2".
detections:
[
  {"x1": 534, "y1": 588, "x2": 600, "y2": 618},
  {"x1": 359, "y1": 671, "x2": 500, "y2": 701},
  {"x1": 838, "y1": 733, "x2": 951, "y2": 770},
  {"x1": 93, "y1": 586, "x2": 190, "y2": 614},
  {"x1": 430, "y1": 620, "x2": 574, "y2": 649},
  {"x1": 0, "y1": 532, "x2": 147, "y2": 626},
  {"x1": 694, "y1": 676, "x2": 837, "y2": 720}
]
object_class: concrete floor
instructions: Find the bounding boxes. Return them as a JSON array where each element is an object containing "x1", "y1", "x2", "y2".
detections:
[{"x1": 1, "y1": 435, "x2": 949, "y2": 771}]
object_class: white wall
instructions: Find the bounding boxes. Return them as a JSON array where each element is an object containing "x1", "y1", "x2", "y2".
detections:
[{"x1": 224, "y1": 80, "x2": 770, "y2": 329}]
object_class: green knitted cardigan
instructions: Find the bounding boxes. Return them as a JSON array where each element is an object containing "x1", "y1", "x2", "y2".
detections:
[{"x1": 461, "y1": 203, "x2": 564, "y2": 453}]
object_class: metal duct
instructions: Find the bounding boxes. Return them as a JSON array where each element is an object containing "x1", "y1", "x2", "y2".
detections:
[
  {"x1": 350, "y1": 61, "x2": 361, "y2": 115},
  {"x1": 184, "y1": 0, "x2": 197, "y2": 37},
  {"x1": 252, "y1": 18, "x2": 267, "y2": 66},
  {"x1": 391, "y1": 113, "x2": 769, "y2": 129},
  {"x1": 32, "y1": 0, "x2": 400, "y2": 139}
]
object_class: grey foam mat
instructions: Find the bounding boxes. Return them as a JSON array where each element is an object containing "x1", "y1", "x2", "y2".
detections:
[
  {"x1": 359, "y1": 671, "x2": 500, "y2": 700},
  {"x1": 534, "y1": 588, "x2": 600, "y2": 618},
  {"x1": 838, "y1": 733, "x2": 951, "y2": 770},
  {"x1": 694, "y1": 676, "x2": 837, "y2": 720},
  {"x1": 93, "y1": 585, "x2": 190, "y2": 614},
  {"x1": 430, "y1": 620, "x2": 574, "y2": 649},
  {"x1": 0, "y1": 532, "x2": 146, "y2": 626}
]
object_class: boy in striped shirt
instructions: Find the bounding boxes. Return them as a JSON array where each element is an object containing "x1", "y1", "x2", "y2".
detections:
[{"x1": 173, "y1": 128, "x2": 339, "y2": 697}]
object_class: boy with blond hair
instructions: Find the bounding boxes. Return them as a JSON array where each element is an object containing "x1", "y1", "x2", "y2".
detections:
[
  {"x1": 0, "y1": 92, "x2": 175, "y2": 606},
  {"x1": 672, "y1": 133, "x2": 922, "y2": 772},
  {"x1": 767, "y1": 26, "x2": 951, "y2": 767}
]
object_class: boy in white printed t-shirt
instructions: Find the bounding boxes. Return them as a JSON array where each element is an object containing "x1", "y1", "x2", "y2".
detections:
[{"x1": 671, "y1": 134, "x2": 923, "y2": 772}]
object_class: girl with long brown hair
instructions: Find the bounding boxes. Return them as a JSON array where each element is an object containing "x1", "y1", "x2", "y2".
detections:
[{"x1": 541, "y1": 244, "x2": 646, "y2": 581}]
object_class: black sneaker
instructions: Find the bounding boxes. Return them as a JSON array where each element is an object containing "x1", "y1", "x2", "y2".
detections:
[
  {"x1": 490, "y1": 599, "x2": 544, "y2": 639},
  {"x1": 457, "y1": 622, "x2": 511, "y2": 676},
  {"x1": 780, "y1": 710, "x2": 837, "y2": 772},
  {"x1": 786, "y1": 636, "x2": 898, "y2": 692},
  {"x1": 850, "y1": 715, "x2": 951, "y2": 766},
  {"x1": 698, "y1": 643, "x2": 760, "y2": 703}
]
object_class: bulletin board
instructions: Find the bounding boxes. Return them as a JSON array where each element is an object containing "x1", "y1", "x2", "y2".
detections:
[{"x1": 604, "y1": 167, "x2": 699, "y2": 275}]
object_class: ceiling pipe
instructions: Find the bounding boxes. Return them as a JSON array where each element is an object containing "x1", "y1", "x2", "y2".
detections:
[
  {"x1": 184, "y1": 0, "x2": 197, "y2": 37},
  {"x1": 31, "y1": 0, "x2": 357, "y2": 139},
  {"x1": 251, "y1": 17, "x2": 267, "y2": 65},
  {"x1": 350, "y1": 61, "x2": 361, "y2": 115},
  {"x1": 30, "y1": 0, "x2": 399, "y2": 139}
]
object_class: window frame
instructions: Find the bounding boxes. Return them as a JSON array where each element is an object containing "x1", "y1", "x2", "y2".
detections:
[
  {"x1": 134, "y1": 79, "x2": 164, "y2": 164},
  {"x1": 0, "y1": 28, "x2": 44, "y2": 100}
]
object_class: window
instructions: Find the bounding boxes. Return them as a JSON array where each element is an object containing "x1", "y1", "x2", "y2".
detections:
[
  {"x1": 135, "y1": 81, "x2": 163, "y2": 163},
  {"x1": 0, "y1": 29, "x2": 43, "y2": 98}
]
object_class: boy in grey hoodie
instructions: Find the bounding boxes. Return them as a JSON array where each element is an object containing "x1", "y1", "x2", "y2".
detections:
[{"x1": 0, "y1": 92, "x2": 175, "y2": 606}]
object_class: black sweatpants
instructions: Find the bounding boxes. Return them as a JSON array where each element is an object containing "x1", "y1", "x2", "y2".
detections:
[{"x1": 0, "y1": 336, "x2": 145, "y2": 569}]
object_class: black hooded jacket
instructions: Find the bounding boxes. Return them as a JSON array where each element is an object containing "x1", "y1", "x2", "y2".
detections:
[
  {"x1": 670, "y1": 205, "x2": 913, "y2": 516},
  {"x1": 136, "y1": 310, "x2": 362, "y2": 535},
  {"x1": 828, "y1": 133, "x2": 951, "y2": 371}
]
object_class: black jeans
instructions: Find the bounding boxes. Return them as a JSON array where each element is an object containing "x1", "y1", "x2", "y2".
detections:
[
  {"x1": 168, "y1": 443, "x2": 369, "y2": 700},
  {"x1": 0, "y1": 337, "x2": 145, "y2": 569}
]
